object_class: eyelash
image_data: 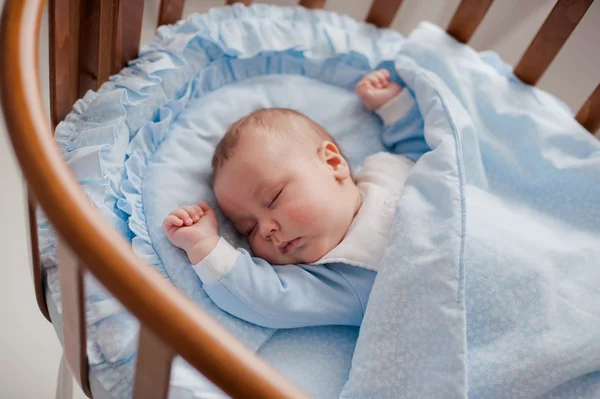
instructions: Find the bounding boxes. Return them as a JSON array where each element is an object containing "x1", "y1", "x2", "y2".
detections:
[
  {"x1": 269, "y1": 188, "x2": 283, "y2": 208},
  {"x1": 246, "y1": 188, "x2": 284, "y2": 236}
]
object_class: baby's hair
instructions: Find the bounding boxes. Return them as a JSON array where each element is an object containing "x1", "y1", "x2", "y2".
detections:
[{"x1": 211, "y1": 108, "x2": 345, "y2": 178}]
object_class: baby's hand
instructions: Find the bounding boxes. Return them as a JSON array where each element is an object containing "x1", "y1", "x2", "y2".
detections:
[
  {"x1": 162, "y1": 201, "x2": 219, "y2": 253},
  {"x1": 355, "y1": 69, "x2": 403, "y2": 111}
]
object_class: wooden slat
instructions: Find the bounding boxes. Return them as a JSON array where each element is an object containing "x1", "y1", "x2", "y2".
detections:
[
  {"x1": 446, "y1": 0, "x2": 494, "y2": 43},
  {"x1": 157, "y1": 0, "x2": 185, "y2": 26},
  {"x1": 226, "y1": 0, "x2": 252, "y2": 5},
  {"x1": 114, "y1": 0, "x2": 144, "y2": 73},
  {"x1": 365, "y1": 0, "x2": 404, "y2": 28},
  {"x1": 48, "y1": 0, "x2": 80, "y2": 127},
  {"x1": 58, "y1": 238, "x2": 91, "y2": 397},
  {"x1": 299, "y1": 0, "x2": 326, "y2": 9},
  {"x1": 133, "y1": 328, "x2": 174, "y2": 399},
  {"x1": 97, "y1": 0, "x2": 119, "y2": 86},
  {"x1": 576, "y1": 84, "x2": 600, "y2": 134},
  {"x1": 78, "y1": 0, "x2": 101, "y2": 96},
  {"x1": 514, "y1": 0, "x2": 593, "y2": 86},
  {"x1": 28, "y1": 198, "x2": 50, "y2": 322}
]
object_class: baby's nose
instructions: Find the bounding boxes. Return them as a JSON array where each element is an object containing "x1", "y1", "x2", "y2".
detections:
[{"x1": 259, "y1": 220, "x2": 279, "y2": 240}]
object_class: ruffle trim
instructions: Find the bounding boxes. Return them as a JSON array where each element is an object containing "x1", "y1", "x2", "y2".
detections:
[{"x1": 116, "y1": 4, "x2": 404, "y2": 283}]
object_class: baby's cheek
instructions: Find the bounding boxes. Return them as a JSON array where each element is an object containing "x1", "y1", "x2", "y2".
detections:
[{"x1": 285, "y1": 201, "x2": 325, "y2": 230}]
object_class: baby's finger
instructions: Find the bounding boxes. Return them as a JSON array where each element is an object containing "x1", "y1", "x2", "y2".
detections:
[
  {"x1": 163, "y1": 214, "x2": 183, "y2": 229},
  {"x1": 183, "y1": 205, "x2": 200, "y2": 222},
  {"x1": 172, "y1": 208, "x2": 193, "y2": 225},
  {"x1": 198, "y1": 201, "x2": 213, "y2": 213},
  {"x1": 171, "y1": 209, "x2": 187, "y2": 220},
  {"x1": 374, "y1": 72, "x2": 385, "y2": 89},
  {"x1": 368, "y1": 78, "x2": 380, "y2": 89},
  {"x1": 367, "y1": 74, "x2": 379, "y2": 86},
  {"x1": 192, "y1": 204, "x2": 205, "y2": 217}
]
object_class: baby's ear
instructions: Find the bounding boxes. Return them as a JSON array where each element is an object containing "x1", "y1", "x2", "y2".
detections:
[{"x1": 319, "y1": 141, "x2": 350, "y2": 180}]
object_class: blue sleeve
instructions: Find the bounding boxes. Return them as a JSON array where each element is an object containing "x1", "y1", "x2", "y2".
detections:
[
  {"x1": 376, "y1": 88, "x2": 429, "y2": 162},
  {"x1": 194, "y1": 240, "x2": 376, "y2": 328}
]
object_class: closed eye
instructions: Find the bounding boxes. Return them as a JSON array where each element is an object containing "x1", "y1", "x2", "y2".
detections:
[
  {"x1": 246, "y1": 224, "x2": 257, "y2": 237},
  {"x1": 269, "y1": 188, "x2": 283, "y2": 208}
]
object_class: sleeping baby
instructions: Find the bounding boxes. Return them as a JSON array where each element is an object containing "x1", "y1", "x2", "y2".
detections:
[{"x1": 162, "y1": 69, "x2": 416, "y2": 328}]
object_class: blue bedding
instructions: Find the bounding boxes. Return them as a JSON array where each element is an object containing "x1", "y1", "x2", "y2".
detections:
[
  {"x1": 342, "y1": 23, "x2": 600, "y2": 399},
  {"x1": 38, "y1": 4, "x2": 600, "y2": 398}
]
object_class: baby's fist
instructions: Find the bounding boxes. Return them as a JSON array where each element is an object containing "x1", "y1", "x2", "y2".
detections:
[
  {"x1": 356, "y1": 69, "x2": 403, "y2": 111},
  {"x1": 162, "y1": 201, "x2": 219, "y2": 252}
]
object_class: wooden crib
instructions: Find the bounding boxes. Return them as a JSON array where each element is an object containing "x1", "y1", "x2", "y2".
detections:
[{"x1": 0, "y1": 0, "x2": 598, "y2": 397}]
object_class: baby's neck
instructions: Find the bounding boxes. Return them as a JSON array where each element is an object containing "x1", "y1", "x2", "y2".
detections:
[
  {"x1": 344, "y1": 182, "x2": 363, "y2": 234},
  {"x1": 330, "y1": 179, "x2": 363, "y2": 251}
]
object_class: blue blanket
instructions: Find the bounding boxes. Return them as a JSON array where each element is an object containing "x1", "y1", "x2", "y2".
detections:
[{"x1": 341, "y1": 23, "x2": 600, "y2": 398}]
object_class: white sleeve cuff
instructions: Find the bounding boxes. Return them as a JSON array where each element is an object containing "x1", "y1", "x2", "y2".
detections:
[
  {"x1": 375, "y1": 89, "x2": 416, "y2": 126},
  {"x1": 192, "y1": 237, "x2": 240, "y2": 285}
]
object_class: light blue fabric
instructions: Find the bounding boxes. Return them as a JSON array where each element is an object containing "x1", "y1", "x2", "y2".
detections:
[
  {"x1": 340, "y1": 23, "x2": 600, "y2": 399},
  {"x1": 201, "y1": 249, "x2": 376, "y2": 328},
  {"x1": 39, "y1": 4, "x2": 403, "y2": 398}
]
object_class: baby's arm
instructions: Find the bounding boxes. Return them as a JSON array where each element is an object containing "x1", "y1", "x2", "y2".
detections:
[
  {"x1": 163, "y1": 204, "x2": 374, "y2": 328},
  {"x1": 356, "y1": 69, "x2": 425, "y2": 160},
  {"x1": 356, "y1": 69, "x2": 416, "y2": 126},
  {"x1": 198, "y1": 239, "x2": 375, "y2": 328},
  {"x1": 162, "y1": 201, "x2": 220, "y2": 264}
]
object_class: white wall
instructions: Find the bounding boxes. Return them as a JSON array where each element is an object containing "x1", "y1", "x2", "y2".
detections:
[{"x1": 0, "y1": 1, "x2": 598, "y2": 398}]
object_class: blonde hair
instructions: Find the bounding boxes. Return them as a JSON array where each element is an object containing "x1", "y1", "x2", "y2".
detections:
[{"x1": 211, "y1": 108, "x2": 343, "y2": 177}]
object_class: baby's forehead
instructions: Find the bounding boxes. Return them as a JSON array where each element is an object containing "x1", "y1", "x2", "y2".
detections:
[
  {"x1": 212, "y1": 109, "x2": 329, "y2": 182},
  {"x1": 215, "y1": 133, "x2": 309, "y2": 185},
  {"x1": 251, "y1": 114, "x2": 323, "y2": 146},
  {"x1": 230, "y1": 132, "x2": 299, "y2": 170}
]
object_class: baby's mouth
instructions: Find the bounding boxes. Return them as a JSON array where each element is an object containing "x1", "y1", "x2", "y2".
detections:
[{"x1": 279, "y1": 237, "x2": 301, "y2": 254}]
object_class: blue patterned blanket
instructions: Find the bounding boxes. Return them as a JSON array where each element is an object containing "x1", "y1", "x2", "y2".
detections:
[{"x1": 341, "y1": 23, "x2": 600, "y2": 399}]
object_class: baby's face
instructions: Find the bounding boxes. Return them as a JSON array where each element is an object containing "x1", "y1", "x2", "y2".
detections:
[{"x1": 213, "y1": 131, "x2": 357, "y2": 265}]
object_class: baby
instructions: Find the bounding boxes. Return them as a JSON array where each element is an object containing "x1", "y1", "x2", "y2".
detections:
[{"x1": 163, "y1": 69, "x2": 416, "y2": 328}]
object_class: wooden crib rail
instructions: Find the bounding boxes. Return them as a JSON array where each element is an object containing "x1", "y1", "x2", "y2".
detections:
[
  {"x1": 49, "y1": 0, "x2": 145, "y2": 126},
  {"x1": 576, "y1": 84, "x2": 600, "y2": 133},
  {"x1": 366, "y1": 0, "x2": 404, "y2": 28},
  {"x1": 58, "y1": 238, "x2": 91, "y2": 397},
  {"x1": 158, "y1": 0, "x2": 185, "y2": 27},
  {"x1": 446, "y1": 0, "x2": 494, "y2": 44},
  {"x1": 0, "y1": 1, "x2": 309, "y2": 398},
  {"x1": 514, "y1": 0, "x2": 594, "y2": 86}
]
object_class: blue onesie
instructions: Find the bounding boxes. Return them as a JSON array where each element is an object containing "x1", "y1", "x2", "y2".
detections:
[{"x1": 193, "y1": 89, "x2": 423, "y2": 329}]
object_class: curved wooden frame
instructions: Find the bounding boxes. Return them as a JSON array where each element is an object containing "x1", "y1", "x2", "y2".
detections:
[
  {"x1": 0, "y1": 0, "x2": 598, "y2": 398},
  {"x1": 0, "y1": 1, "x2": 308, "y2": 398}
]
